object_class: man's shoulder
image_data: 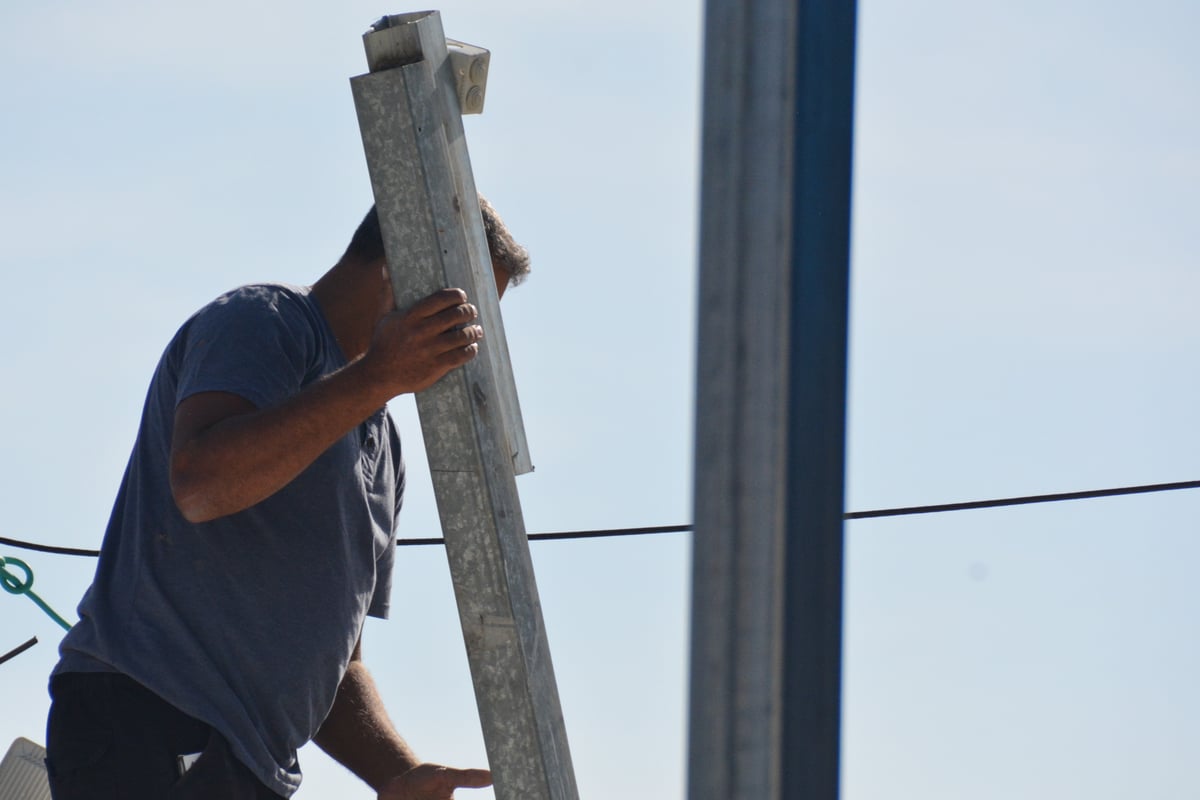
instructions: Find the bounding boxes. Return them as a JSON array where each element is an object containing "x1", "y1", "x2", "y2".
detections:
[
  {"x1": 183, "y1": 283, "x2": 322, "y2": 337},
  {"x1": 163, "y1": 282, "x2": 336, "y2": 381},
  {"x1": 207, "y1": 282, "x2": 312, "y2": 314}
]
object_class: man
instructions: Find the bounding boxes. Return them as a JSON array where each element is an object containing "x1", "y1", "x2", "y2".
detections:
[{"x1": 46, "y1": 197, "x2": 530, "y2": 799}]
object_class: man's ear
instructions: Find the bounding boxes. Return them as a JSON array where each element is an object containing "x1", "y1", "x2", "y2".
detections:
[{"x1": 492, "y1": 259, "x2": 511, "y2": 300}]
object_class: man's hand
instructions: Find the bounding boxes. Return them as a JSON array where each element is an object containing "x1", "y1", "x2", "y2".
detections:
[
  {"x1": 377, "y1": 763, "x2": 493, "y2": 800},
  {"x1": 360, "y1": 288, "x2": 484, "y2": 397}
]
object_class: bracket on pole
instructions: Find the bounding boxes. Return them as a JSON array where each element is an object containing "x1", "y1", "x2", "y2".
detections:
[
  {"x1": 351, "y1": 11, "x2": 579, "y2": 800},
  {"x1": 365, "y1": 14, "x2": 492, "y2": 115}
]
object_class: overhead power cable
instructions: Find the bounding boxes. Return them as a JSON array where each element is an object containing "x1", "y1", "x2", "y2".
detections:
[
  {"x1": 397, "y1": 524, "x2": 691, "y2": 547},
  {"x1": 0, "y1": 538, "x2": 99, "y2": 557},
  {"x1": 4, "y1": 478, "x2": 1199, "y2": 556},
  {"x1": 0, "y1": 636, "x2": 38, "y2": 667},
  {"x1": 842, "y1": 478, "x2": 1200, "y2": 520}
]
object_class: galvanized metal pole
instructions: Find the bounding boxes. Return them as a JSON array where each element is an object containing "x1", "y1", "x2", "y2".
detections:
[
  {"x1": 688, "y1": 0, "x2": 856, "y2": 798},
  {"x1": 350, "y1": 12, "x2": 578, "y2": 800}
]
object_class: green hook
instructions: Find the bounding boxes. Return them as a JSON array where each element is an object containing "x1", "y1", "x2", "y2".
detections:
[{"x1": 0, "y1": 555, "x2": 73, "y2": 632}]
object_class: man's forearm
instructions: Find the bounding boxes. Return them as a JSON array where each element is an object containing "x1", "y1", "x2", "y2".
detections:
[
  {"x1": 314, "y1": 661, "x2": 421, "y2": 791},
  {"x1": 169, "y1": 358, "x2": 391, "y2": 523}
]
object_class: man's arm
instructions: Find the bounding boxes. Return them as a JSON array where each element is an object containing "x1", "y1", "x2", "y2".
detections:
[
  {"x1": 170, "y1": 289, "x2": 481, "y2": 523},
  {"x1": 314, "y1": 639, "x2": 492, "y2": 799}
]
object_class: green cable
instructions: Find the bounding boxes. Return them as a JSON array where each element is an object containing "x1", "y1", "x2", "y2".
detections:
[{"x1": 0, "y1": 555, "x2": 73, "y2": 632}]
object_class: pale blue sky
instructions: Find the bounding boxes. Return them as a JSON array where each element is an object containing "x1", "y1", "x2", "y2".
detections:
[{"x1": 2, "y1": 1, "x2": 1198, "y2": 798}]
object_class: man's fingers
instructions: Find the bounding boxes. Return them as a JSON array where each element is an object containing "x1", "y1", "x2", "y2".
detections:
[
  {"x1": 424, "y1": 301, "x2": 478, "y2": 335},
  {"x1": 406, "y1": 293, "x2": 478, "y2": 343},
  {"x1": 439, "y1": 324, "x2": 484, "y2": 349},
  {"x1": 410, "y1": 287, "x2": 471, "y2": 319},
  {"x1": 441, "y1": 767, "x2": 492, "y2": 788},
  {"x1": 436, "y1": 341, "x2": 480, "y2": 371},
  {"x1": 378, "y1": 764, "x2": 492, "y2": 800}
]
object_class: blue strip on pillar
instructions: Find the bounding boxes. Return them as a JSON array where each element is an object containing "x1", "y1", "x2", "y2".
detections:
[{"x1": 782, "y1": 1, "x2": 858, "y2": 799}]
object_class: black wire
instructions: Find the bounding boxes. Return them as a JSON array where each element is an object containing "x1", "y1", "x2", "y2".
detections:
[
  {"x1": 4, "y1": 479, "x2": 1200, "y2": 556},
  {"x1": 0, "y1": 636, "x2": 38, "y2": 666},
  {"x1": 0, "y1": 536, "x2": 100, "y2": 557},
  {"x1": 399, "y1": 524, "x2": 691, "y2": 547},
  {"x1": 842, "y1": 478, "x2": 1200, "y2": 520}
]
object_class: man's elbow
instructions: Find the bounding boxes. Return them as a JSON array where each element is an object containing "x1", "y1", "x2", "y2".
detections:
[{"x1": 169, "y1": 454, "x2": 221, "y2": 524}]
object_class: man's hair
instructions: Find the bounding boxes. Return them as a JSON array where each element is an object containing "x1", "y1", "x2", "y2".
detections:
[
  {"x1": 477, "y1": 193, "x2": 531, "y2": 286},
  {"x1": 344, "y1": 195, "x2": 530, "y2": 286},
  {"x1": 343, "y1": 204, "x2": 386, "y2": 266}
]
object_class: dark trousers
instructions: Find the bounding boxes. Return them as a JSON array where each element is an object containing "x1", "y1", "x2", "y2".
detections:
[{"x1": 46, "y1": 672, "x2": 283, "y2": 799}]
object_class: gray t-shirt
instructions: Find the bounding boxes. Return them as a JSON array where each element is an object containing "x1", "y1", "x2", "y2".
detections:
[{"x1": 55, "y1": 283, "x2": 404, "y2": 796}]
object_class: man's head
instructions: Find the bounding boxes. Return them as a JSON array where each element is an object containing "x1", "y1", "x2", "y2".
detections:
[{"x1": 342, "y1": 194, "x2": 530, "y2": 293}]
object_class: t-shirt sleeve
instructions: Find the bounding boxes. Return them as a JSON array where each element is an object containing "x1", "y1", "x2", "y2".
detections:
[
  {"x1": 367, "y1": 421, "x2": 405, "y2": 620},
  {"x1": 367, "y1": 539, "x2": 395, "y2": 619},
  {"x1": 175, "y1": 287, "x2": 318, "y2": 410}
]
